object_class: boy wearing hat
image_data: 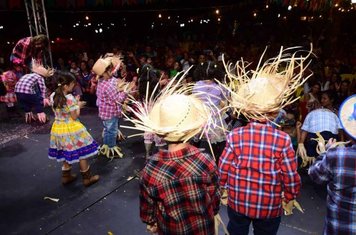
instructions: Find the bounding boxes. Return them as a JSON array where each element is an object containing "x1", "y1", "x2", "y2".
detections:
[
  {"x1": 308, "y1": 94, "x2": 356, "y2": 235},
  {"x1": 92, "y1": 56, "x2": 128, "y2": 158},
  {"x1": 124, "y1": 79, "x2": 220, "y2": 234},
  {"x1": 218, "y1": 47, "x2": 312, "y2": 235}
]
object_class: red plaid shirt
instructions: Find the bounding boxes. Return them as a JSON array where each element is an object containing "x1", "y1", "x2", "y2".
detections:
[
  {"x1": 140, "y1": 145, "x2": 220, "y2": 235},
  {"x1": 96, "y1": 77, "x2": 127, "y2": 120},
  {"x1": 219, "y1": 121, "x2": 301, "y2": 219}
]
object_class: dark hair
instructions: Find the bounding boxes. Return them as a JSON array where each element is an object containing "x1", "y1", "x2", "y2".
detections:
[
  {"x1": 138, "y1": 64, "x2": 160, "y2": 101},
  {"x1": 321, "y1": 90, "x2": 337, "y2": 105},
  {"x1": 52, "y1": 71, "x2": 76, "y2": 109}
]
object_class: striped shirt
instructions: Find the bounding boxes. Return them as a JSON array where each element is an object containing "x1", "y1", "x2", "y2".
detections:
[
  {"x1": 96, "y1": 77, "x2": 127, "y2": 120},
  {"x1": 140, "y1": 145, "x2": 220, "y2": 235},
  {"x1": 14, "y1": 73, "x2": 46, "y2": 99},
  {"x1": 219, "y1": 121, "x2": 301, "y2": 219},
  {"x1": 308, "y1": 145, "x2": 356, "y2": 235},
  {"x1": 301, "y1": 108, "x2": 342, "y2": 135}
]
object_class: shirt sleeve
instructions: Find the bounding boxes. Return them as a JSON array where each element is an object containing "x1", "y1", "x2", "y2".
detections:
[
  {"x1": 66, "y1": 94, "x2": 79, "y2": 112},
  {"x1": 218, "y1": 133, "x2": 236, "y2": 188},
  {"x1": 106, "y1": 80, "x2": 127, "y2": 104},
  {"x1": 207, "y1": 166, "x2": 221, "y2": 215},
  {"x1": 301, "y1": 112, "x2": 311, "y2": 132},
  {"x1": 280, "y1": 136, "x2": 301, "y2": 202},
  {"x1": 139, "y1": 180, "x2": 157, "y2": 225},
  {"x1": 308, "y1": 152, "x2": 332, "y2": 184},
  {"x1": 38, "y1": 76, "x2": 47, "y2": 99}
]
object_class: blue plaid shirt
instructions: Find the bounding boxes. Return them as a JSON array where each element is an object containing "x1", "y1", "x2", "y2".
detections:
[
  {"x1": 308, "y1": 145, "x2": 356, "y2": 235},
  {"x1": 301, "y1": 108, "x2": 342, "y2": 135}
]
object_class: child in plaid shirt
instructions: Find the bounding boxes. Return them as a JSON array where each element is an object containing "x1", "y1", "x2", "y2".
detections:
[
  {"x1": 92, "y1": 56, "x2": 128, "y2": 158},
  {"x1": 125, "y1": 86, "x2": 220, "y2": 234}
]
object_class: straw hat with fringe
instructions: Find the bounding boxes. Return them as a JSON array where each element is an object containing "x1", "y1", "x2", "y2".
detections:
[
  {"x1": 220, "y1": 45, "x2": 313, "y2": 123},
  {"x1": 121, "y1": 71, "x2": 214, "y2": 143},
  {"x1": 31, "y1": 59, "x2": 54, "y2": 78}
]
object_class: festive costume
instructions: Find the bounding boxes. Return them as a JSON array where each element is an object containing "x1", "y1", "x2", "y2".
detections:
[
  {"x1": 122, "y1": 74, "x2": 222, "y2": 235},
  {"x1": 48, "y1": 93, "x2": 98, "y2": 164},
  {"x1": 218, "y1": 46, "x2": 312, "y2": 234},
  {"x1": 92, "y1": 56, "x2": 127, "y2": 159}
]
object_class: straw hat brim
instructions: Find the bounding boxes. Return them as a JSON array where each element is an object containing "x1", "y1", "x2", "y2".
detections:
[{"x1": 147, "y1": 95, "x2": 210, "y2": 142}]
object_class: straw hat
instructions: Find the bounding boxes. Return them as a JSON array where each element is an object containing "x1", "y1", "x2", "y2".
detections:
[
  {"x1": 31, "y1": 59, "x2": 54, "y2": 78},
  {"x1": 339, "y1": 94, "x2": 356, "y2": 139},
  {"x1": 92, "y1": 57, "x2": 112, "y2": 76},
  {"x1": 147, "y1": 94, "x2": 210, "y2": 142},
  {"x1": 122, "y1": 71, "x2": 213, "y2": 143},
  {"x1": 221, "y1": 45, "x2": 313, "y2": 122}
]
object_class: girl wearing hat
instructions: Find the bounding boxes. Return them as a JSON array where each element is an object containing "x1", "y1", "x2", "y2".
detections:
[{"x1": 48, "y1": 71, "x2": 99, "y2": 187}]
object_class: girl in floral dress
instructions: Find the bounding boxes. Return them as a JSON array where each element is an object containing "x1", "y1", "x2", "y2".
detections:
[{"x1": 48, "y1": 71, "x2": 99, "y2": 187}]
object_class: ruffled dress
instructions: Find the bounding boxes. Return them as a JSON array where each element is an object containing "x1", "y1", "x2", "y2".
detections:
[{"x1": 48, "y1": 94, "x2": 98, "y2": 164}]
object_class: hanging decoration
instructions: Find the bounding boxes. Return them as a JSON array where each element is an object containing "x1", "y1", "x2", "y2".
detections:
[{"x1": 267, "y1": 0, "x2": 353, "y2": 12}]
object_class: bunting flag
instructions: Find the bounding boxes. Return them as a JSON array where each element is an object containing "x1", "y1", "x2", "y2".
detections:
[{"x1": 268, "y1": 0, "x2": 349, "y2": 11}]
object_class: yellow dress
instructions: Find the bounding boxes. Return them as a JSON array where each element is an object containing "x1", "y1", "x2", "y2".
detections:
[{"x1": 48, "y1": 94, "x2": 98, "y2": 164}]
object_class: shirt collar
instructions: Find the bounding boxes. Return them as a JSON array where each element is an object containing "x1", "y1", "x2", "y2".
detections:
[{"x1": 154, "y1": 145, "x2": 201, "y2": 161}]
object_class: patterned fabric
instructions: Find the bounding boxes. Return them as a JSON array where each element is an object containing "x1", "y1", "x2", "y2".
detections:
[
  {"x1": 14, "y1": 73, "x2": 46, "y2": 99},
  {"x1": 219, "y1": 121, "x2": 301, "y2": 219},
  {"x1": 140, "y1": 145, "x2": 220, "y2": 235},
  {"x1": 10, "y1": 37, "x2": 31, "y2": 68},
  {"x1": 48, "y1": 94, "x2": 98, "y2": 164},
  {"x1": 308, "y1": 145, "x2": 356, "y2": 235},
  {"x1": 143, "y1": 132, "x2": 166, "y2": 146},
  {"x1": 301, "y1": 108, "x2": 342, "y2": 135},
  {"x1": 96, "y1": 77, "x2": 127, "y2": 120},
  {"x1": 0, "y1": 71, "x2": 18, "y2": 105}
]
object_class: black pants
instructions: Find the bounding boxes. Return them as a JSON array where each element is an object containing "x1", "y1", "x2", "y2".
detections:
[
  {"x1": 227, "y1": 207, "x2": 281, "y2": 235},
  {"x1": 305, "y1": 131, "x2": 338, "y2": 157}
]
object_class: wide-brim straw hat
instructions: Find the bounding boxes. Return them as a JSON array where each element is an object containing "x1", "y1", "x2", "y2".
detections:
[
  {"x1": 147, "y1": 94, "x2": 209, "y2": 142},
  {"x1": 122, "y1": 70, "x2": 213, "y2": 143},
  {"x1": 92, "y1": 57, "x2": 112, "y2": 76},
  {"x1": 220, "y1": 45, "x2": 313, "y2": 122},
  {"x1": 339, "y1": 94, "x2": 356, "y2": 139}
]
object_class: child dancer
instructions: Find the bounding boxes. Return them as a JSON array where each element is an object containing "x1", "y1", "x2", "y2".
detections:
[
  {"x1": 92, "y1": 56, "x2": 128, "y2": 158},
  {"x1": 123, "y1": 76, "x2": 220, "y2": 234},
  {"x1": 48, "y1": 71, "x2": 99, "y2": 187}
]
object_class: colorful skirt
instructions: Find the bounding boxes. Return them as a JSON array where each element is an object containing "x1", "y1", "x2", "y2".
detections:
[{"x1": 48, "y1": 120, "x2": 99, "y2": 164}]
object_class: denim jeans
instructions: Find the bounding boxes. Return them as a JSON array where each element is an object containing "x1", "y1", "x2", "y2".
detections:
[
  {"x1": 102, "y1": 117, "x2": 119, "y2": 148},
  {"x1": 227, "y1": 207, "x2": 281, "y2": 235}
]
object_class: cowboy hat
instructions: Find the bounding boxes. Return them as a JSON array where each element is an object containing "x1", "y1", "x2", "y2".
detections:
[
  {"x1": 339, "y1": 94, "x2": 356, "y2": 139},
  {"x1": 92, "y1": 57, "x2": 112, "y2": 76}
]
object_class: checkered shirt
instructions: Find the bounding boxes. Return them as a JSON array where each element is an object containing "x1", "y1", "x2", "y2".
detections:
[
  {"x1": 14, "y1": 73, "x2": 46, "y2": 98},
  {"x1": 10, "y1": 37, "x2": 31, "y2": 67},
  {"x1": 96, "y1": 77, "x2": 127, "y2": 120},
  {"x1": 219, "y1": 121, "x2": 301, "y2": 219},
  {"x1": 308, "y1": 145, "x2": 356, "y2": 235},
  {"x1": 301, "y1": 108, "x2": 342, "y2": 135},
  {"x1": 140, "y1": 145, "x2": 220, "y2": 235}
]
